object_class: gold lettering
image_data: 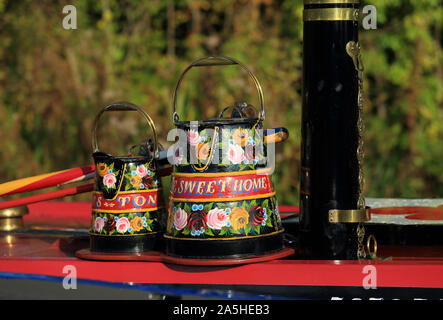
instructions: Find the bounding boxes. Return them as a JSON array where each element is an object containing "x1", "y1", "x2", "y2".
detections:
[
  {"x1": 206, "y1": 181, "x2": 216, "y2": 194},
  {"x1": 134, "y1": 195, "x2": 146, "y2": 207},
  {"x1": 183, "y1": 181, "x2": 197, "y2": 194},
  {"x1": 147, "y1": 194, "x2": 157, "y2": 206},
  {"x1": 243, "y1": 179, "x2": 252, "y2": 192},
  {"x1": 176, "y1": 180, "x2": 184, "y2": 194},
  {"x1": 219, "y1": 180, "x2": 227, "y2": 193},
  {"x1": 196, "y1": 181, "x2": 206, "y2": 195},
  {"x1": 262, "y1": 177, "x2": 268, "y2": 190},
  {"x1": 252, "y1": 178, "x2": 262, "y2": 191},
  {"x1": 117, "y1": 196, "x2": 132, "y2": 208},
  {"x1": 232, "y1": 179, "x2": 243, "y2": 193}
]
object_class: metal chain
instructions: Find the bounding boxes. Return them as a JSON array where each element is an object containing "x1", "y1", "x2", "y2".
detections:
[
  {"x1": 346, "y1": 41, "x2": 367, "y2": 260},
  {"x1": 356, "y1": 44, "x2": 367, "y2": 260},
  {"x1": 357, "y1": 223, "x2": 366, "y2": 259}
]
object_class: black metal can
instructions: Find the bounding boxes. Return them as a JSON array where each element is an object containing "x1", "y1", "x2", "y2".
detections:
[
  {"x1": 89, "y1": 102, "x2": 165, "y2": 253},
  {"x1": 164, "y1": 56, "x2": 289, "y2": 259}
]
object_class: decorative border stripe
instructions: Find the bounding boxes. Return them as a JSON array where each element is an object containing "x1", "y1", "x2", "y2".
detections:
[
  {"x1": 170, "y1": 191, "x2": 276, "y2": 203},
  {"x1": 163, "y1": 229, "x2": 284, "y2": 241},
  {"x1": 172, "y1": 168, "x2": 273, "y2": 178},
  {"x1": 89, "y1": 231, "x2": 160, "y2": 237},
  {"x1": 92, "y1": 207, "x2": 163, "y2": 214},
  {"x1": 94, "y1": 188, "x2": 161, "y2": 195}
]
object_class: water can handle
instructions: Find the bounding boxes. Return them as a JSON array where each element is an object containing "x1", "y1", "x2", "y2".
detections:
[
  {"x1": 92, "y1": 101, "x2": 158, "y2": 157},
  {"x1": 172, "y1": 56, "x2": 265, "y2": 124}
]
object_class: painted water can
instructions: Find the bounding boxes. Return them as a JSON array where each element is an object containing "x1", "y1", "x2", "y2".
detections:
[
  {"x1": 164, "y1": 56, "x2": 289, "y2": 259},
  {"x1": 89, "y1": 102, "x2": 164, "y2": 253}
]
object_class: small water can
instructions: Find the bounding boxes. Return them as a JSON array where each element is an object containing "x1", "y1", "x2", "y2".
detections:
[
  {"x1": 89, "y1": 102, "x2": 164, "y2": 253},
  {"x1": 164, "y1": 56, "x2": 288, "y2": 259}
]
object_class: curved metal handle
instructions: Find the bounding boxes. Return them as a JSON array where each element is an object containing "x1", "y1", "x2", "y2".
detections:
[
  {"x1": 172, "y1": 56, "x2": 265, "y2": 124},
  {"x1": 92, "y1": 101, "x2": 158, "y2": 156}
]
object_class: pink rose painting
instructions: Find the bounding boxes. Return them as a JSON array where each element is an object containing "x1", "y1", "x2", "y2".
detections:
[
  {"x1": 94, "y1": 217, "x2": 104, "y2": 232},
  {"x1": 206, "y1": 208, "x2": 229, "y2": 230},
  {"x1": 174, "y1": 208, "x2": 188, "y2": 231},
  {"x1": 103, "y1": 173, "x2": 117, "y2": 188},
  {"x1": 116, "y1": 217, "x2": 130, "y2": 234},
  {"x1": 228, "y1": 143, "x2": 245, "y2": 164},
  {"x1": 187, "y1": 130, "x2": 200, "y2": 146},
  {"x1": 136, "y1": 165, "x2": 148, "y2": 178}
]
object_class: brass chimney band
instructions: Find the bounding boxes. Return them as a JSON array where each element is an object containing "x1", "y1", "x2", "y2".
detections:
[
  {"x1": 304, "y1": 8, "x2": 360, "y2": 21},
  {"x1": 328, "y1": 208, "x2": 371, "y2": 223}
]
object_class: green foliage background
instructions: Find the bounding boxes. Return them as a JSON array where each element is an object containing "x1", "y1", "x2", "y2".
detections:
[{"x1": 0, "y1": 0, "x2": 441, "y2": 204}]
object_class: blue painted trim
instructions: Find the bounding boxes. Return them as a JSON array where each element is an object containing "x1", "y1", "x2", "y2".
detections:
[{"x1": 0, "y1": 271, "x2": 303, "y2": 300}]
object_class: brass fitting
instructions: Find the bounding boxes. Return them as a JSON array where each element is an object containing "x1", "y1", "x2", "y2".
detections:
[{"x1": 0, "y1": 206, "x2": 28, "y2": 232}]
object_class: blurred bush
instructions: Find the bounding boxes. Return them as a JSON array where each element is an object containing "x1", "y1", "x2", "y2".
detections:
[{"x1": 0, "y1": 0, "x2": 441, "y2": 203}]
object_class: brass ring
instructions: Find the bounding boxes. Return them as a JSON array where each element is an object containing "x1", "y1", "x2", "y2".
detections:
[{"x1": 366, "y1": 234, "x2": 377, "y2": 259}]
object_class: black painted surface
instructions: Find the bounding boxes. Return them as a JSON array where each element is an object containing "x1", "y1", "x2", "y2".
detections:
[
  {"x1": 299, "y1": 4, "x2": 361, "y2": 259},
  {"x1": 90, "y1": 233, "x2": 163, "y2": 253},
  {"x1": 165, "y1": 232, "x2": 284, "y2": 259}
]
